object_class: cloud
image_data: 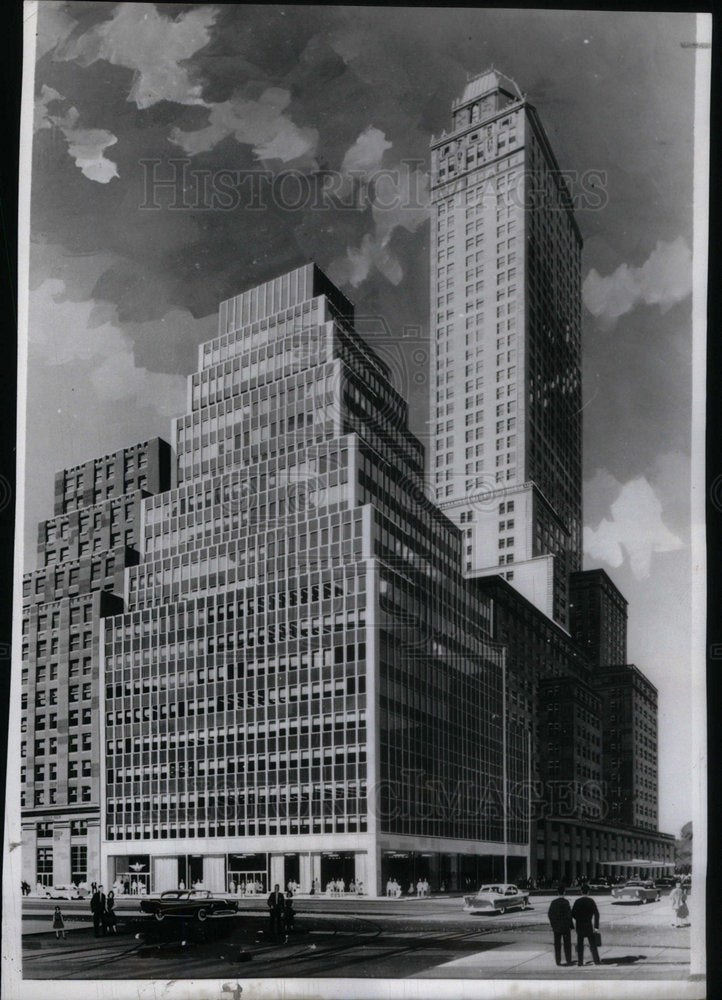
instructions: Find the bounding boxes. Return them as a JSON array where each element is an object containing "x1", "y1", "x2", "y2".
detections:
[
  {"x1": 29, "y1": 278, "x2": 186, "y2": 416},
  {"x1": 328, "y1": 155, "x2": 430, "y2": 288},
  {"x1": 48, "y1": 107, "x2": 119, "y2": 184},
  {"x1": 583, "y1": 471, "x2": 684, "y2": 579},
  {"x1": 35, "y1": 2, "x2": 78, "y2": 60},
  {"x1": 341, "y1": 126, "x2": 392, "y2": 174},
  {"x1": 169, "y1": 87, "x2": 318, "y2": 164},
  {"x1": 582, "y1": 237, "x2": 692, "y2": 326},
  {"x1": 34, "y1": 84, "x2": 65, "y2": 132},
  {"x1": 55, "y1": 2, "x2": 218, "y2": 109}
]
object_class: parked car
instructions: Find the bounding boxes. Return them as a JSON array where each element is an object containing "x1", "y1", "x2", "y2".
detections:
[
  {"x1": 463, "y1": 884, "x2": 531, "y2": 915},
  {"x1": 41, "y1": 884, "x2": 89, "y2": 900},
  {"x1": 587, "y1": 879, "x2": 612, "y2": 892},
  {"x1": 611, "y1": 879, "x2": 661, "y2": 904},
  {"x1": 140, "y1": 889, "x2": 239, "y2": 921}
]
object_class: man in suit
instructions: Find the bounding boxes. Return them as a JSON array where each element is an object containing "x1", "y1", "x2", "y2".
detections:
[
  {"x1": 267, "y1": 883, "x2": 285, "y2": 939},
  {"x1": 571, "y1": 884, "x2": 601, "y2": 966},
  {"x1": 547, "y1": 884, "x2": 574, "y2": 966},
  {"x1": 90, "y1": 883, "x2": 107, "y2": 937}
]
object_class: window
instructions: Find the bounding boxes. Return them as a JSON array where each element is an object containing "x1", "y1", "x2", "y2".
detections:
[{"x1": 36, "y1": 847, "x2": 53, "y2": 886}]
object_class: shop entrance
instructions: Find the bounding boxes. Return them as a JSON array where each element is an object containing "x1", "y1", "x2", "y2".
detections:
[
  {"x1": 283, "y1": 854, "x2": 300, "y2": 892},
  {"x1": 112, "y1": 855, "x2": 150, "y2": 895},
  {"x1": 320, "y1": 852, "x2": 356, "y2": 892},
  {"x1": 227, "y1": 853, "x2": 267, "y2": 894}
]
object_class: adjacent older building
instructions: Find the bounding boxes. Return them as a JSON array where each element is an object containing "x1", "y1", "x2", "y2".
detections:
[
  {"x1": 593, "y1": 664, "x2": 659, "y2": 831},
  {"x1": 20, "y1": 439, "x2": 171, "y2": 889},
  {"x1": 569, "y1": 568, "x2": 628, "y2": 668}
]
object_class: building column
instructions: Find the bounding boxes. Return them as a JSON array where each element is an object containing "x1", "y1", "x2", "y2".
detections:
[
  {"x1": 449, "y1": 853, "x2": 459, "y2": 892},
  {"x1": 299, "y1": 853, "x2": 312, "y2": 894},
  {"x1": 270, "y1": 853, "x2": 284, "y2": 890},
  {"x1": 579, "y1": 827, "x2": 588, "y2": 877},
  {"x1": 569, "y1": 825, "x2": 578, "y2": 881},
  {"x1": 87, "y1": 816, "x2": 101, "y2": 886},
  {"x1": 22, "y1": 822, "x2": 37, "y2": 887},
  {"x1": 311, "y1": 852, "x2": 322, "y2": 891},
  {"x1": 544, "y1": 821, "x2": 553, "y2": 882},
  {"x1": 354, "y1": 851, "x2": 368, "y2": 894},
  {"x1": 52, "y1": 820, "x2": 71, "y2": 886}
]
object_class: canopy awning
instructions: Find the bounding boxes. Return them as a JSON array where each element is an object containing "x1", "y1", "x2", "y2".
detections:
[{"x1": 598, "y1": 859, "x2": 676, "y2": 868}]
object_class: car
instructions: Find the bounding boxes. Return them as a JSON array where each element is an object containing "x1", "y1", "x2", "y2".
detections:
[
  {"x1": 140, "y1": 889, "x2": 239, "y2": 922},
  {"x1": 611, "y1": 879, "x2": 661, "y2": 904},
  {"x1": 463, "y1": 883, "x2": 531, "y2": 915},
  {"x1": 587, "y1": 879, "x2": 612, "y2": 892},
  {"x1": 41, "y1": 884, "x2": 89, "y2": 900}
]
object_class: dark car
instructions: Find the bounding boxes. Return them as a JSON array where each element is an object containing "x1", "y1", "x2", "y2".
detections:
[{"x1": 140, "y1": 889, "x2": 239, "y2": 921}]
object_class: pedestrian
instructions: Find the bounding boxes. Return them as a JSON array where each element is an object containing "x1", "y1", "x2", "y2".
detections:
[
  {"x1": 283, "y1": 890, "x2": 295, "y2": 936},
  {"x1": 547, "y1": 885, "x2": 573, "y2": 967},
  {"x1": 90, "y1": 883, "x2": 107, "y2": 938},
  {"x1": 670, "y1": 881, "x2": 689, "y2": 927},
  {"x1": 52, "y1": 906, "x2": 66, "y2": 940},
  {"x1": 571, "y1": 884, "x2": 601, "y2": 966},
  {"x1": 267, "y1": 883, "x2": 285, "y2": 939},
  {"x1": 105, "y1": 890, "x2": 118, "y2": 934}
]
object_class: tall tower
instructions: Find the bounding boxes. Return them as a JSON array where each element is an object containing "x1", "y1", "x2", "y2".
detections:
[{"x1": 429, "y1": 69, "x2": 583, "y2": 628}]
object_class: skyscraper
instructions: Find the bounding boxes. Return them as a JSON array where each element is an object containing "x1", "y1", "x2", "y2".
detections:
[
  {"x1": 429, "y1": 68, "x2": 583, "y2": 628},
  {"x1": 95, "y1": 263, "x2": 526, "y2": 896}
]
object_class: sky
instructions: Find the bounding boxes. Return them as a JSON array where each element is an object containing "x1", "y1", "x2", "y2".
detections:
[{"x1": 23, "y1": 3, "x2": 702, "y2": 836}]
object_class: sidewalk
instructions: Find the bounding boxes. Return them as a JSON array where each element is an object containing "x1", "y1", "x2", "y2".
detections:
[{"x1": 420, "y1": 938, "x2": 692, "y2": 980}]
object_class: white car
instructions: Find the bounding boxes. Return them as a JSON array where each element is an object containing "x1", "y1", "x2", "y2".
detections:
[
  {"x1": 463, "y1": 883, "x2": 531, "y2": 915},
  {"x1": 41, "y1": 884, "x2": 89, "y2": 900}
]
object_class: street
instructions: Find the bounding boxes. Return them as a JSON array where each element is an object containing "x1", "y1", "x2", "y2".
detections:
[{"x1": 19, "y1": 892, "x2": 692, "y2": 982}]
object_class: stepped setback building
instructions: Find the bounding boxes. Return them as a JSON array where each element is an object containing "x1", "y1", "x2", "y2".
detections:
[{"x1": 22, "y1": 264, "x2": 529, "y2": 896}]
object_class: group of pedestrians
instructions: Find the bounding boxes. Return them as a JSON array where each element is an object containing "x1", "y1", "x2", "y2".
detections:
[
  {"x1": 547, "y1": 880, "x2": 691, "y2": 966},
  {"x1": 385, "y1": 878, "x2": 431, "y2": 897}
]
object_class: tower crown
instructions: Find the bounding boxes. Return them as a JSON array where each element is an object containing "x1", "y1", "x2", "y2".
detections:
[{"x1": 453, "y1": 67, "x2": 523, "y2": 111}]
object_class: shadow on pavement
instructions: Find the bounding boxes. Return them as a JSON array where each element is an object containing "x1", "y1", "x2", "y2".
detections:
[{"x1": 600, "y1": 955, "x2": 647, "y2": 966}]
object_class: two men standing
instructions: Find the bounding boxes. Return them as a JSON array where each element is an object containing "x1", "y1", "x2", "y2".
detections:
[{"x1": 547, "y1": 884, "x2": 601, "y2": 967}]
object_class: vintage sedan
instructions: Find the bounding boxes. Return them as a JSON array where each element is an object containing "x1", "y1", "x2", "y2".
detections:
[
  {"x1": 140, "y1": 889, "x2": 239, "y2": 921},
  {"x1": 42, "y1": 884, "x2": 89, "y2": 900},
  {"x1": 611, "y1": 879, "x2": 661, "y2": 904},
  {"x1": 463, "y1": 884, "x2": 531, "y2": 915}
]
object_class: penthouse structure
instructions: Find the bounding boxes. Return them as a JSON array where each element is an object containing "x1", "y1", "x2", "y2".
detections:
[{"x1": 429, "y1": 68, "x2": 583, "y2": 630}]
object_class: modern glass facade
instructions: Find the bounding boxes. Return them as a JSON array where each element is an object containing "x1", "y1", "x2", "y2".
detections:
[{"x1": 99, "y1": 263, "x2": 527, "y2": 896}]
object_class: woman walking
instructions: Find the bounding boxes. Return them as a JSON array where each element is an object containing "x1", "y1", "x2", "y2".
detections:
[
  {"x1": 105, "y1": 890, "x2": 118, "y2": 934},
  {"x1": 670, "y1": 881, "x2": 689, "y2": 927},
  {"x1": 52, "y1": 906, "x2": 66, "y2": 940}
]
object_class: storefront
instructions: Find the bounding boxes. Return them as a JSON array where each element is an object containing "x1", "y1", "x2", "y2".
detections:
[{"x1": 381, "y1": 851, "x2": 519, "y2": 893}]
